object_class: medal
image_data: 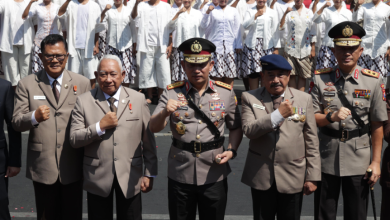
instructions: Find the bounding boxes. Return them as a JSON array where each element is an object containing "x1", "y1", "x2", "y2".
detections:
[
  {"x1": 174, "y1": 112, "x2": 180, "y2": 117},
  {"x1": 324, "y1": 106, "x2": 334, "y2": 114},
  {"x1": 324, "y1": 87, "x2": 335, "y2": 92},
  {"x1": 214, "y1": 121, "x2": 219, "y2": 127},
  {"x1": 185, "y1": 112, "x2": 189, "y2": 117},
  {"x1": 176, "y1": 121, "x2": 186, "y2": 135},
  {"x1": 221, "y1": 112, "x2": 225, "y2": 118},
  {"x1": 325, "y1": 82, "x2": 334, "y2": 86},
  {"x1": 353, "y1": 89, "x2": 371, "y2": 99},
  {"x1": 324, "y1": 97, "x2": 333, "y2": 102},
  {"x1": 129, "y1": 103, "x2": 133, "y2": 114},
  {"x1": 73, "y1": 85, "x2": 77, "y2": 95}
]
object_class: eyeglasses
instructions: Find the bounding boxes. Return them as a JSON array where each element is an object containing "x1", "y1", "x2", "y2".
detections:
[{"x1": 43, "y1": 54, "x2": 68, "y2": 61}]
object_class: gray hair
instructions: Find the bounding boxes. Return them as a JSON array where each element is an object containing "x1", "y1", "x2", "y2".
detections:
[{"x1": 97, "y1": 55, "x2": 123, "y2": 72}]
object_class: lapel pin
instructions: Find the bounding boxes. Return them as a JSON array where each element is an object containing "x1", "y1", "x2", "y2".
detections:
[
  {"x1": 129, "y1": 103, "x2": 133, "y2": 114},
  {"x1": 64, "y1": 84, "x2": 69, "y2": 89},
  {"x1": 73, "y1": 85, "x2": 77, "y2": 95}
]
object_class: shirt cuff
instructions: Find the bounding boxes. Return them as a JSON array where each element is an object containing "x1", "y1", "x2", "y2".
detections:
[
  {"x1": 271, "y1": 109, "x2": 285, "y2": 128},
  {"x1": 96, "y1": 122, "x2": 106, "y2": 136},
  {"x1": 144, "y1": 175, "x2": 156, "y2": 178},
  {"x1": 31, "y1": 110, "x2": 39, "y2": 126}
]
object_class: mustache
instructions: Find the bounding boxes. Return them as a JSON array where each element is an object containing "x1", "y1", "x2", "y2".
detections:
[{"x1": 270, "y1": 83, "x2": 283, "y2": 88}]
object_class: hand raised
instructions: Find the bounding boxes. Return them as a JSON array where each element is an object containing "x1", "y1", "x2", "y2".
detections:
[
  {"x1": 105, "y1": 4, "x2": 112, "y2": 11},
  {"x1": 330, "y1": 107, "x2": 351, "y2": 122},
  {"x1": 178, "y1": 7, "x2": 186, "y2": 14},
  {"x1": 278, "y1": 100, "x2": 294, "y2": 118},
  {"x1": 165, "y1": 99, "x2": 180, "y2": 116},
  {"x1": 100, "y1": 112, "x2": 118, "y2": 130},
  {"x1": 35, "y1": 105, "x2": 50, "y2": 123},
  {"x1": 285, "y1": 7, "x2": 293, "y2": 14},
  {"x1": 207, "y1": 5, "x2": 214, "y2": 14}
]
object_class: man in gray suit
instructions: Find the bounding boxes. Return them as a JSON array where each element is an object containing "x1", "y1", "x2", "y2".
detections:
[
  {"x1": 12, "y1": 34, "x2": 91, "y2": 220},
  {"x1": 241, "y1": 54, "x2": 321, "y2": 220},
  {"x1": 69, "y1": 55, "x2": 157, "y2": 220}
]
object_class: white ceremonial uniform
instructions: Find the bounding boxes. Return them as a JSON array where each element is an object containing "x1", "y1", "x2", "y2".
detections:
[
  {"x1": 272, "y1": 0, "x2": 294, "y2": 52},
  {"x1": 57, "y1": 0, "x2": 105, "y2": 79},
  {"x1": 0, "y1": 0, "x2": 34, "y2": 86}
]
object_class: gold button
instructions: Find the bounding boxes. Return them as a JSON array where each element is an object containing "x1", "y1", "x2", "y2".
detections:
[
  {"x1": 199, "y1": 104, "x2": 202, "y2": 108},
  {"x1": 196, "y1": 135, "x2": 200, "y2": 139},
  {"x1": 344, "y1": 91, "x2": 348, "y2": 95},
  {"x1": 341, "y1": 123, "x2": 346, "y2": 128},
  {"x1": 212, "y1": 113, "x2": 216, "y2": 117},
  {"x1": 217, "y1": 116, "x2": 220, "y2": 119},
  {"x1": 199, "y1": 120, "x2": 202, "y2": 124},
  {"x1": 180, "y1": 116, "x2": 183, "y2": 120},
  {"x1": 360, "y1": 103, "x2": 364, "y2": 107}
]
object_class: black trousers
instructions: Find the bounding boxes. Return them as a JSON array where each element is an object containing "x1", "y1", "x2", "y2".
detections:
[
  {"x1": 0, "y1": 173, "x2": 10, "y2": 220},
  {"x1": 87, "y1": 175, "x2": 142, "y2": 220},
  {"x1": 33, "y1": 178, "x2": 83, "y2": 220},
  {"x1": 314, "y1": 172, "x2": 368, "y2": 220},
  {"x1": 251, "y1": 182, "x2": 303, "y2": 220},
  {"x1": 380, "y1": 146, "x2": 390, "y2": 220},
  {"x1": 168, "y1": 178, "x2": 228, "y2": 220}
]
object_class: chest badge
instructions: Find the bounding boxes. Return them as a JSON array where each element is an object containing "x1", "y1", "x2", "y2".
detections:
[
  {"x1": 353, "y1": 89, "x2": 371, "y2": 99},
  {"x1": 209, "y1": 100, "x2": 226, "y2": 111},
  {"x1": 324, "y1": 87, "x2": 335, "y2": 92},
  {"x1": 325, "y1": 82, "x2": 334, "y2": 86},
  {"x1": 73, "y1": 85, "x2": 77, "y2": 95}
]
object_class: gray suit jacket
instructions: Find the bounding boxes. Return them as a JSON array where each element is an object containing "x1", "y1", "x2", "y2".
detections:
[
  {"x1": 69, "y1": 87, "x2": 157, "y2": 199},
  {"x1": 12, "y1": 69, "x2": 91, "y2": 185},
  {"x1": 241, "y1": 87, "x2": 321, "y2": 194}
]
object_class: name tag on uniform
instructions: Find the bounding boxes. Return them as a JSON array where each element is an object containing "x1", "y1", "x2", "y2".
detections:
[
  {"x1": 34, "y1": 96, "x2": 46, "y2": 100},
  {"x1": 253, "y1": 104, "x2": 265, "y2": 110}
]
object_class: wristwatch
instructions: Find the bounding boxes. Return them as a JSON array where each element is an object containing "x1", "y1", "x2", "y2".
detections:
[
  {"x1": 326, "y1": 112, "x2": 334, "y2": 123},
  {"x1": 226, "y1": 148, "x2": 237, "y2": 159}
]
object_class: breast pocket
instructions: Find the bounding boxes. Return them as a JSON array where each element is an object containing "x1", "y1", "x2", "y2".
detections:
[
  {"x1": 209, "y1": 112, "x2": 224, "y2": 128},
  {"x1": 352, "y1": 99, "x2": 370, "y2": 116}
]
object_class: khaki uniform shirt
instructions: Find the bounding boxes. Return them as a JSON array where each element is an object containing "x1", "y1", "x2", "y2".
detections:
[
  {"x1": 153, "y1": 80, "x2": 241, "y2": 185},
  {"x1": 312, "y1": 65, "x2": 387, "y2": 176}
]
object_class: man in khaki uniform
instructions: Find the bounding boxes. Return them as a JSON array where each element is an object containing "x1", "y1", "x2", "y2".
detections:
[
  {"x1": 150, "y1": 38, "x2": 243, "y2": 220},
  {"x1": 241, "y1": 54, "x2": 321, "y2": 220},
  {"x1": 69, "y1": 55, "x2": 157, "y2": 220},
  {"x1": 311, "y1": 21, "x2": 387, "y2": 220},
  {"x1": 12, "y1": 34, "x2": 91, "y2": 220}
]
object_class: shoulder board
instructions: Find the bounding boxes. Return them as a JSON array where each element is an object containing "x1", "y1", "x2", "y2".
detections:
[
  {"x1": 215, "y1": 81, "x2": 232, "y2": 90},
  {"x1": 362, "y1": 69, "x2": 380, "y2": 79},
  {"x1": 167, "y1": 81, "x2": 185, "y2": 90},
  {"x1": 314, "y1": 68, "x2": 332, "y2": 75}
]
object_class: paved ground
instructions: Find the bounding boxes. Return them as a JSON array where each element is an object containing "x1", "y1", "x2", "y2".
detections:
[{"x1": 6, "y1": 79, "x2": 386, "y2": 219}]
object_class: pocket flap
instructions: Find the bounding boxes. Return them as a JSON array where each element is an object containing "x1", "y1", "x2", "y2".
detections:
[
  {"x1": 68, "y1": 101, "x2": 75, "y2": 105},
  {"x1": 126, "y1": 117, "x2": 140, "y2": 121},
  {"x1": 83, "y1": 156, "x2": 100, "y2": 166}
]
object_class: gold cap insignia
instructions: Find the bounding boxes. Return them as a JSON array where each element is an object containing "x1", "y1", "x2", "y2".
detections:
[
  {"x1": 342, "y1": 25, "x2": 353, "y2": 38},
  {"x1": 191, "y1": 41, "x2": 202, "y2": 53}
]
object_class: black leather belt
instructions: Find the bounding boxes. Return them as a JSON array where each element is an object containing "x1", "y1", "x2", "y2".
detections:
[
  {"x1": 320, "y1": 124, "x2": 370, "y2": 141},
  {"x1": 172, "y1": 137, "x2": 225, "y2": 154}
]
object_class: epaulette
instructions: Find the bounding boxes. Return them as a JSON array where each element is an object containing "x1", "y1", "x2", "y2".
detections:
[
  {"x1": 215, "y1": 81, "x2": 232, "y2": 90},
  {"x1": 314, "y1": 68, "x2": 332, "y2": 75},
  {"x1": 362, "y1": 69, "x2": 380, "y2": 79},
  {"x1": 167, "y1": 81, "x2": 185, "y2": 90}
]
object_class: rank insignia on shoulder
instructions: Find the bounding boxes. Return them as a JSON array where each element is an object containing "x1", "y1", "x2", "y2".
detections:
[
  {"x1": 215, "y1": 81, "x2": 232, "y2": 90},
  {"x1": 167, "y1": 81, "x2": 185, "y2": 90},
  {"x1": 361, "y1": 69, "x2": 380, "y2": 79},
  {"x1": 315, "y1": 68, "x2": 332, "y2": 75}
]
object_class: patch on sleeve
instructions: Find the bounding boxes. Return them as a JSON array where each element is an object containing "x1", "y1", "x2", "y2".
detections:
[
  {"x1": 381, "y1": 83, "x2": 386, "y2": 101},
  {"x1": 215, "y1": 81, "x2": 232, "y2": 90},
  {"x1": 361, "y1": 69, "x2": 380, "y2": 79},
  {"x1": 167, "y1": 81, "x2": 185, "y2": 90},
  {"x1": 314, "y1": 68, "x2": 332, "y2": 75}
]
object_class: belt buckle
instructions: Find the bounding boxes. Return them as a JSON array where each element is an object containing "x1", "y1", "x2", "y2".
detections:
[
  {"x1": 194, "y1": 140, "x2": 201, "y2": 157},
  {"x1": 340, "y1": 129, "x2": 349, "y2": 142}
]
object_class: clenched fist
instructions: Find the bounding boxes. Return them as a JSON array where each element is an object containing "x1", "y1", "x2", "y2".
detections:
[
  {"x1": 164, "y1": 99, "x2": 181, "y2": 117},
  {"x1": 177, "y1": 7, "x2": 186, "y2": 14},
  {"x1": 35, "y1": 105, "x2": 50, "y2": 123},
  {"x1": 255, "y1": 8, "x2": 265, "y2": 18},
  {"x1": 285, "y1": 7, "x2": 293, "y2": 14},
  {"x1": 324, "y1": 1, "x2": 331, "y2": 8},
  {"x1": 104, "y1": 4, "x2": 112, "y2": 11},
  {"x1": 206, "y1": 5, "x2": 214, "y2": 14},
  {"x1": 100, "y1": 112, "x2": 118, "y2": 131},
  {"x1": 331, "y1": 107, "x2": 351, "y2": 122},
  {"x1": 278, "y1": 100, "x2": 294, "y2": 118}
]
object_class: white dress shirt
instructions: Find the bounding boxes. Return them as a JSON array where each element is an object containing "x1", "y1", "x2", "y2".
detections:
[
  {"x1": 309, "y1": 0, "x2": 346, "y2": 47},
  {"x1": 75, "y1": 1, "x2": 90, "y2": 49},
  {"x1": 0, "y1": 0, "x2": 34, "y2": 54},
  {"x1": 102, "y1": 4, "x2": 135, "y2": 51},
  {"x1": 170, "y1": 3, "x2": 183, "y2": 46},
  {"x1": 312, "y1": 6, "x2": 352, "y2": 47},
  {"x1": 231, "y1": 0, "x2": 256, "y2": 40},
  {"x1": 57, "y1": 0, "x2": 105, "y2": 58},
  {"x1": 95, "y1": 0, "x2": 114, "y2": 11},
  {"x1": 168, "y1": 7, "x2": 205, "y2": 48},
  {"x1": 133, "y1": 1, "x2": 172, "y2": 53},
  {"x1": 243, "y1": 6, "x2": 280, "y2": 49},
  {"x1": 31, "y1": 73, "x2": 63, "y2": 125},
  {"x1": 280, "y1": 6, "x2": 317, "y2": 59},
  {"x1": 273, "y1": 0, "x2": 295, "y2": 46},
  {"x1": 354, "y1": 2, "x2": 390, "y2": 58},
  {"x1": 201, "y1": 5, "x2": 243, "y2": 53},
  {"x1": 14, "y1": 1, "x2": 26, "y2": 45},
  {"x1": 270, "y1": 92, "x2": 285, "y2": 128},
  {"x1": 27, "y1": 2, "x2": 61, "y2": 46},
  {"x1": 96, "y1": 86, "x2": 121, "y2": 135}
]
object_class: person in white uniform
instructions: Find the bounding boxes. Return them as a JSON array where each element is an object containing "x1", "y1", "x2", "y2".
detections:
[
  {"x1": 58, "y1": 0, "x2": 105, "y2": 89},
  {"x1": 169, "y1": 0, "x2": 204, "y2": 82},
  {"x1": 0, "y1": 0, "x2": 34, "y2": 88},
  {"x1": 279, "y1": 0, "x2": 316, "y2": 92},
  {"x1": 312, "y1": 0, "x2": 352, "y2": 69},
  {"x1": 95, "y1": 0, "x2": 114, "y2": 61},
  {"x1": 23, "y1": 0, "x2": 61, "y2": 75},
  {"x1": 241, "y1": 0, "x2": 280, "y2": 90},
  {"x1": 169, "y1": 0, "x2": 183, "y2": 82},
  {"x1": 354, "y1": 0, "x2": 390, "y2": 83},
  {"x1": 101, "y1": 0, "x2": 137, "y2": 87},
  {"x1": 201, "y1": 0, "x2": 243, "y2": 87},
  {"x1": 270, "y1": 0, "x2": 294, "y2": 57},
  {"x1": 131, "y1": 0, "x2": 172, "y2": 104}
]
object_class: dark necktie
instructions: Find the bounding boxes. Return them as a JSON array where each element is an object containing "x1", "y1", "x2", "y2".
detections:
[
  {"x1": 52, "y1": 80, "x2": 60, "y2": 103},
  {"x1": 108, "y1": 97, "x2": 117, "y2": 113},
  {"x1": 272, "y1": 96, "x2": 283, "y2": 110}
]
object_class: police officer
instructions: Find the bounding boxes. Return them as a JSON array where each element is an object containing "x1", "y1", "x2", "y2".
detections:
[
  {"x1": 150, "y1": 38, "x2": 243, "y2": 220},
  {"x1": 311, "y1": 21, "x2": 388, "y2": 220}
]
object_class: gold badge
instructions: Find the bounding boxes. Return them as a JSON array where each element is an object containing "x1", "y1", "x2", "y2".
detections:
[
  {"x1": 176, "y1": 121, "x2": 186, "y2": 135},
  {"x1": 191, "y1": 40, "x2": 202, "y2": 53},
  {"x1": 342, "y1": 25, "x2": 353, "y2": 37}
]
